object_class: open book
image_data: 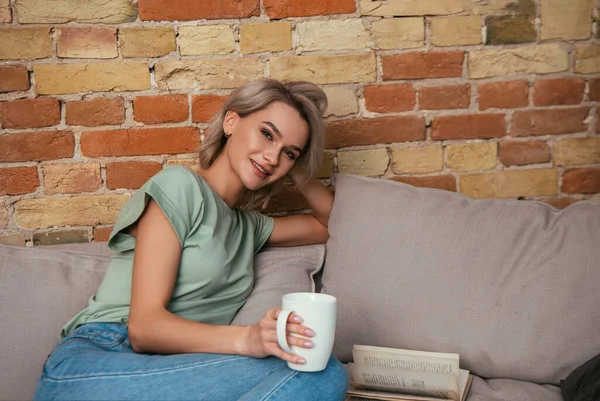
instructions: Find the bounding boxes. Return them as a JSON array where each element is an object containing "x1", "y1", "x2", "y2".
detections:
[{"x1": 345, "y1": 345, "x2": 473, "y2": 401}]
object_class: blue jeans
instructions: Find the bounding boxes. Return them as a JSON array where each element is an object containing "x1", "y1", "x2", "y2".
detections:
[{"x1": 34, "y1": 323, "x2": 348, "y2": 401}]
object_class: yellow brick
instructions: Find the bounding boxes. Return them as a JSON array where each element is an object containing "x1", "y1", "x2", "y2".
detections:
[
  {"x1": 391, "y1": 145, "x2": 443, "y2": 174},
  {"x1": 240, "y1": 22, "x2": 292, "y2": 54},
  {"x1": 270, "y1": 53, "x2": 376, "y2": 85},
  {"x1": 0, "y1": 28, "x2": 52, "y2": 60},
  {"x1": 0, "y1": 205, "x2": 7, "y2": 229},
  {"x1": 0, "y1": 0, "x2": 10, "y2": 23},
  {"x1": 33, "y1": 62, "x2": 150, "y2": 94},
  {"x1": 15, "y1": 195, "x2": 129, "y2": 229},
  {"x1": 57, "y1": 27, "x2": 117, "y2": 59},
  {"x1": 323, "y1": 86, "x2": 358, "y2": 117},
  {"x1": 155, "y1": 59, "x2": 263, "y2": 90},
  {"x1": 371, "y1": 18, "x2": 424, "y2": 50},
  {"x1": 297, "y1": 20, "x2": 369, "y2": 51},
  {"x1": 338, "y1": 148, "x2": 389, "y2": 176},
  {"x1": 15, "y1": 0, "x2": 136, "y2": 23},
  {"x1": 446, "y1": 143, "x2": 497, "y2": 172},
  {"x1": 120, "y1": 27, "x2": 176, "y2": 58},
  {"x1": 554, "y1": 137, "x2": 600, "y2": 166},
  {"x1": 541, "y1": 0, "x2": 593, "y2": 41},
  {"x1": 179, "y1": 25, "x2": 235, "y2": 56},
  {"x1": 165, "y1": 158, "x2": 200, "y2": 172},
  {"x1": 574, "y1": 44, "x2": 600, "y2": 74},
  {"x1": 460, "y1": 169, "x2": 558, "y2": 199},
  {"x1": 0, "y1": 233, "x2": 26, "y2": 246},
  {"x1": 431, "y1": 16, "x2": 482, "y2": 46},
  {"x1": 42, "y1": 163, "x2": 102, "y2": 195},
  {"x1": 469, "y1": 44, "x2": 569, "y2": 79},
  {"x1": 315, "y1": 152, "x2": 335, "y2": 179},
  {"x1": 360, "y1": 0, "x2": 471, "y2": 16}
]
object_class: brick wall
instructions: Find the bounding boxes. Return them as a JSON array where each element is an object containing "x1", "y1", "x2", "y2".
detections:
[{"x1": 1, "y1": 0, "x2": 599, "y2": 246}]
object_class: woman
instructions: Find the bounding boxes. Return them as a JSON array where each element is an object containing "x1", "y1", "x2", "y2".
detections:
[{"x1": 34, "y1": 79, "x2": 348, "y2": 400}]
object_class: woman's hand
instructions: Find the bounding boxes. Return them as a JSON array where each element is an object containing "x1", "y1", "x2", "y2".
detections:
[{"x1": 240, "y1": 308, "x2": 315, "y2": 365}]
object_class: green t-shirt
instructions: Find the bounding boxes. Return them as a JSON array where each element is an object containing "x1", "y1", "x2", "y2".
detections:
[{"x1": 61, "y1": 165, "x2": 275, "y2": 338}]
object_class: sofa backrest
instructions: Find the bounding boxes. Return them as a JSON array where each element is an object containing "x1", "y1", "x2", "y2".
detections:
[{"x1": 322, "y1": 174, "x2": 600, "y2": 385}]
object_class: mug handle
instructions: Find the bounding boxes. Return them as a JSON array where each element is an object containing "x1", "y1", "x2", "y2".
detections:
[{"x1": 276, "y1": 309, "x2": 295, "y2": 354}]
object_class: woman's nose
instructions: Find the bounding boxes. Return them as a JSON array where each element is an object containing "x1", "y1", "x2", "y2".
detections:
[{"x1": 264, "y1": 146, "x2": 279, "y2": 166}]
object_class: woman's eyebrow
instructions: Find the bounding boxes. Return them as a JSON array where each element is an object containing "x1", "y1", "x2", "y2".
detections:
[{"x1": 263, "y1": 121, "x2": 303, "y2": 153}]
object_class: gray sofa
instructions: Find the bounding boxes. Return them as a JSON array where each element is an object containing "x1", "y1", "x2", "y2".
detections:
[{"x1": 1, "y1": 174, "x2": 599, "y2": 401}]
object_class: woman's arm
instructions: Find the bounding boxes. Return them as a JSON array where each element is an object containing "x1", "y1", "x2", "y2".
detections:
[
  {"x1": 267, "y1": 178, "x2": 334, "y2": 247},
  {"x1": 127, "y1": 200, "x2": 313, "y2": 363}
]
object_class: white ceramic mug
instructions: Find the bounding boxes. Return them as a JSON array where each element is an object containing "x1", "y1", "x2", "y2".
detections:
[{"x1": 276, "y1": 292, "x2": 337, "y2": 372}]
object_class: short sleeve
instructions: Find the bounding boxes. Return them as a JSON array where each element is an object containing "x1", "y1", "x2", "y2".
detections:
[
  {"x1": 108, "y1": 166, "x2": 204, "y2": 252},
  {"x1": 245, "y1": 210, "x2": 275, "y2": 254}
]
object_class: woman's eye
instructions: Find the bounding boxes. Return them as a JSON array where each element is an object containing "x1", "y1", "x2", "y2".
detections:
[
  {"x1": 261, "y1": 130, "x2": 273, "y2": 140},
  {"x1": 284, "y1": 150, "x2": 297, "y2": 160}
]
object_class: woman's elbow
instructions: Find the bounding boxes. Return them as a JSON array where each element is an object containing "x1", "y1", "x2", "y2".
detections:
[{"x1": 127, "y1": 316, "x2": 150, "y2": 353}]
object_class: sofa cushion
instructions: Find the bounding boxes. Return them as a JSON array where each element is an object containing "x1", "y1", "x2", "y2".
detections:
[
  {"x1": 0, "y1": 244, "x2": 111, "y2": 401},
  {"x1": 467, "y1": 376, "x2": 563, "y2": 401},
  {"x1": 0, "y1": 243, "x2": 324, "y2": 400},
  {"x1": 322, "y1": 174, "x2": 600, "y2": 385},
  {"x1": 231, "y1": 244, "x2": 325, "y2": 325}
]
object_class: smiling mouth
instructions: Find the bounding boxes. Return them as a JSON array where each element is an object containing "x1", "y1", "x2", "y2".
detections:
[{"x1": 251, "y1": 159, "x2": 272, "y2": 177}]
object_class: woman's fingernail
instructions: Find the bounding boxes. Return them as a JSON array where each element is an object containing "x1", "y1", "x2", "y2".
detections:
[
  {"x1": 292, "y1": 316, "x2": 303, "y2": 323},
  {"x1": 304, "y1": 341, "x2": 314, "y2": 348},
  {"x1": 305, "y1": 329, "x2": 315, "y2": 336},
  {"x1": 297, "y1": 358, "x2": 306, "y2": 365}
]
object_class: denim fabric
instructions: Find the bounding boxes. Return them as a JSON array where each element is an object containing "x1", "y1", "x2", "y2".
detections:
[{"x1": 34, "y1": 323, "x2": 348, "y2": 401}]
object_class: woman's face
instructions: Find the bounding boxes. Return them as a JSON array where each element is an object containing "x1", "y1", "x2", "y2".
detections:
[{"x1": 223, "y1": 101, "x2": 310, "y2": 191}]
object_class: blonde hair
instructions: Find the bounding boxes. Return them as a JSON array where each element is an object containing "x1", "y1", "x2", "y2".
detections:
[{"x1": 198, "y1": 79, "x2": 327, "y2": 210}]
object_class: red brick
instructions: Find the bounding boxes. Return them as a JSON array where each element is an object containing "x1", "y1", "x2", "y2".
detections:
[
  {"x1": 0, "y1": 65, "x2": 29, "y2": 93},
  {"x1": 382, "y1": 52, "x2": 464, "y2": 80},
  {"x1": 192, "y1": 95, "x2": 228, "y2": 123},
  {"x1": 0, "y1": 98, "x2": 59, "y2": 129},
  {"x1": 0, "y1": 131, "x2": 74, "y2": 162},
  {"x1": 431, "y1": 114, "x2": 506, "y2": 140},
  {"x1": 511, "y1": 108, "x2": 588, "y2": 137},
  {"x1": 589, "y1": 78, "x2": 600, "y2": 101},
  {"x1": 543, "y1": 197, "x2": 578, "y2": 209},
  {"x1": 390, "y1": 175, "x2": 457, "y2": 192},
  {"x1": 0, "y1": 234, "x2": 26, "y2": 247},
  {"x1": 94, "y1": 226, "x2": 113, "y2": 242},
  {"x1": 499, "y1": 140, "x2": 550, "y2": 166},
  {"x1": 419, "y1": 84, "x2": 470, "y2": 110},
  {"x1": 533, "y1": 77, "x2": 585, "y2": 106},
  {"x1": 139, "y1": 0, "x2": 259, "y2": 21},
  {"x1": 326, "y1": 116, "x2": 425, "y2": 149},
  {"x1": 0, "y1": 167, "x2": 39, "y2": 195},
  {"x1": 80, "y1": 127, "x2": 200, "y2": 157},
  {"x1": 106, "y1": 161, "x2": 162, "y2": 189},
  {"x1": 562, "y1": 168, "x2": 600, "y2": 194},
  {"x1": 364, "y1": 84, "x2": 415, "y2": 113},
  {"x1": 264, "y1": 0, "x2": 355, "y2": 18},
  {"x1": 134, "y1": 94, "x2": 188, "y2": 124},
  {"x1": 66, "y1": 97, "x2": 124, "y2": 127},
  {"x1": 478, "y1": 80, "x2": 529, "y2": 111}
]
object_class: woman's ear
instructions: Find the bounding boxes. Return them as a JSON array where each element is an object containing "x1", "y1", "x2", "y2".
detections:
[{"x1": 223, "y1": 110, "x2": 239, "y2": 135}]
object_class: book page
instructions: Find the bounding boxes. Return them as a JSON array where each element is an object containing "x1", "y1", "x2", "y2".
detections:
[
  {"x1": 348, "y1": 363, "x2": 460, "y2": 401},
  {"x1": 352, "y1": 347, "x2": 459, "y2": 375},
  {"x1": 457, "y1": 370, "x2": 470, "y2": 401},
  {"x1": 353, "y1": 345, "x2": 459, "y2": 362}
]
